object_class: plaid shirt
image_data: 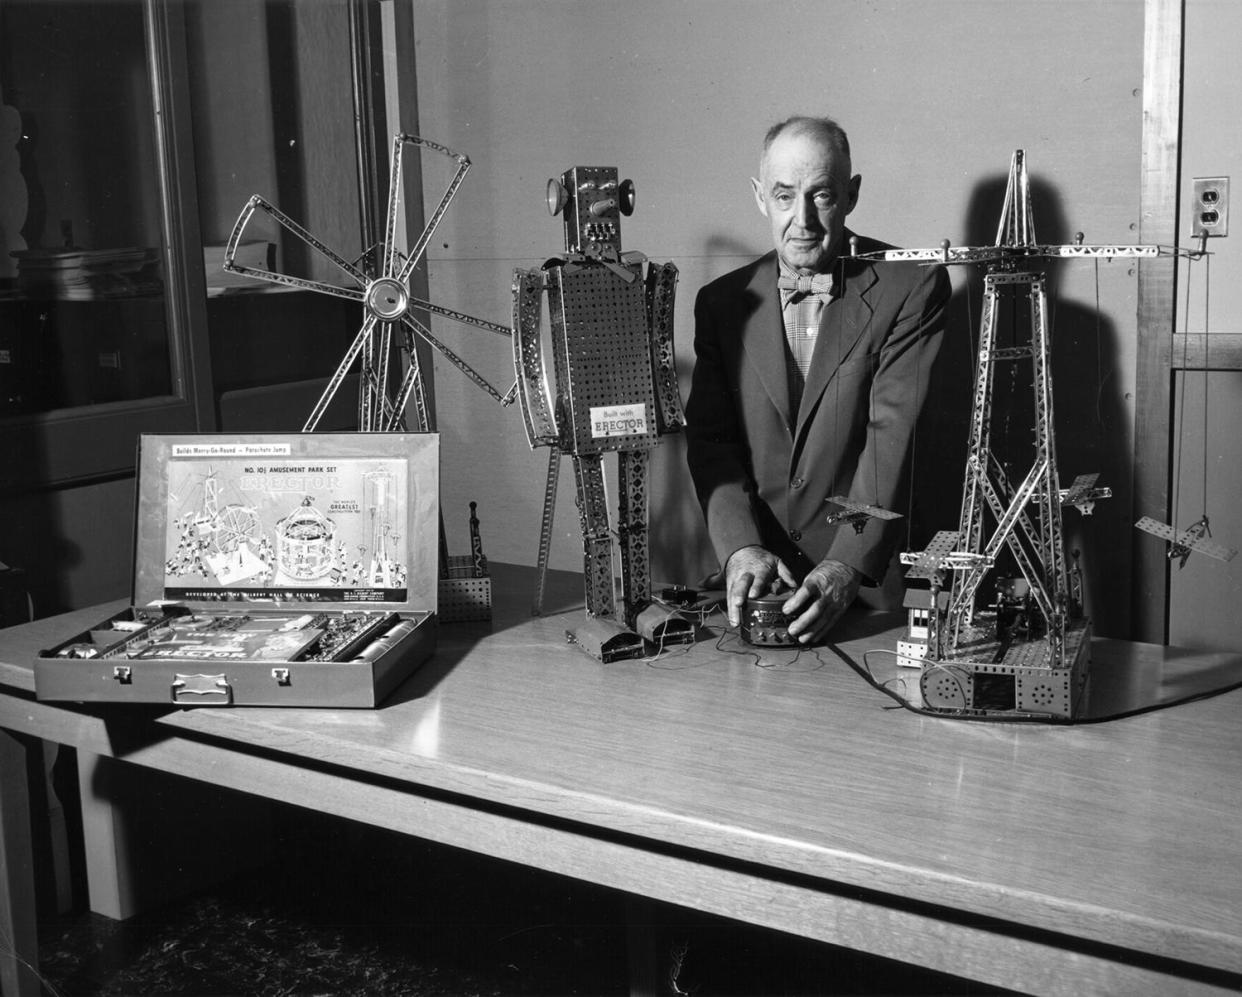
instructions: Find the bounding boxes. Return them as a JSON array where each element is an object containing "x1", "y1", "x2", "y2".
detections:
[{"x1": 779, "y1": 264, "x2": 836, "y2": 414}]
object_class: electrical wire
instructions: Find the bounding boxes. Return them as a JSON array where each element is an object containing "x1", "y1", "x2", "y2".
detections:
[
  {"x1": 642, "y1": 606, "x2": 1242, "y2": 726},
  {"x1": 1201, "y1": 253, "x2": 1211, "y2": 519},
  {"x1": 1172, "y1": 252, "x2": 1194, "y2": 528}
]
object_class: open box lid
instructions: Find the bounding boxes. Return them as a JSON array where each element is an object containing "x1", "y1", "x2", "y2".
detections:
[{"x1": 133, "y1": 433, "x2": 439, "y2": 615}]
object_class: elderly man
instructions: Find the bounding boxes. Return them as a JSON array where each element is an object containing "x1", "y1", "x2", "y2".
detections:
[{"x1": 685, "y1": 115, "x2": 951, "y2": 643}]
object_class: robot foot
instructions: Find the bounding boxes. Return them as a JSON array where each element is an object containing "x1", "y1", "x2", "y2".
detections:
[
  {"x1": 568, "y1": 616, "x2": 646, "y2": 663},
  {"x1": 632, "y1": 603, "x2": 697, "y2": 650}
]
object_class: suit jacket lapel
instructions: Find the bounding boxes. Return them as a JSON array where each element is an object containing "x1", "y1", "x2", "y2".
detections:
[
  {"x1": 794, "y1": 253, "x2": 878, "y2": 439},
  {"x1": 738, "y1": 253, "x2": 793, "y2": 434}
]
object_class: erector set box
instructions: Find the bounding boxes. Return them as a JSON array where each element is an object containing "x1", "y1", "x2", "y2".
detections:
[{"x1": 35, "y1": 433, "x2": 439, "y2": 708}]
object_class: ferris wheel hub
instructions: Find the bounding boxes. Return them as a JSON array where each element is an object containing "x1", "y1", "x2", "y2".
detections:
[{"x1": 365, "y1": 277, "x2": 409, "y2": 321}]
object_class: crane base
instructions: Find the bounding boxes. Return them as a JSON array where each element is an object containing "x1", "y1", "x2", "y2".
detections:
[{"x1": 919, "y1": 616, "x2": 1091, "y2": 719}]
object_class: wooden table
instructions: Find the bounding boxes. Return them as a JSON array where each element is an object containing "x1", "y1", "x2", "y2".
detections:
[{"x1": 2, "y1": 564, "x2": 1241, "y2": 996}]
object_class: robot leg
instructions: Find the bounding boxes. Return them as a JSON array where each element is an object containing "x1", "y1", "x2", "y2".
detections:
[
  {"x1": 618, "y1": 449, "x2": 694, "y2": 648},
  {"x1": 569, "y1": 454, "x2": 644, "y2": 662},
  {"x1": 573, "y1": 453, "x2": 615, "y2": 619}
]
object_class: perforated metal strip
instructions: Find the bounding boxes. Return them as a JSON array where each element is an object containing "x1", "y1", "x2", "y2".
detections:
[
  {"x1": 646, "y1": 261, "x2": 684, "y2": 432},
  {"x1": 617, "y1": 449, "x2": 650, "y2": 623},
  {"x1": 304, "y1": 314, "x2": 378, "y2": 431},
  {"x1": 224, "y1": 194, "x2": 370, "y2": 296},
  {"x1": 573, "y1": 455, "x2": 615, "y2": 618},
  {"x1": 400, "y1": 313, "x2": 509, "y2": 404},
  {"x1": 409, "y1": 294, "x2": 512, "y2": 337},
  {"x1": 393, "y1": 136, "x2": 470, "y2": 288},
  {"x1": 531, "y1": 449, "x2": 560, "y2": 617},
  {"x1": 386, "y1": 350, "x2": 432, "y2": 432},
  {"x1": 512, "y1": 268, "x2": 559, "y2": 447}
]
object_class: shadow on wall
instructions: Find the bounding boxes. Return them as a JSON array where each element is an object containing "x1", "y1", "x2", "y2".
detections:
[
  {"x1": 657, "y1": 180, "x2": 1130, "y2": 634},
  {"x1": 912, "y1": 173, "x2": 1130, "y2": 637},
  {"x1": 650, "y1": 233, "x2": 758, "y2": 588}
]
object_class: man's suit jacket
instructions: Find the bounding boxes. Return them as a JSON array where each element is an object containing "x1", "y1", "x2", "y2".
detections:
[{"x1": 684, "y1": 233, "x2": 951, "y2": 589}]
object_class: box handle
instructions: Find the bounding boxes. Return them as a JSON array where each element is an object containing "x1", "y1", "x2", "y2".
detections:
[{"x1": 171, "y1": 673, "x2": 233, "y2": 705}]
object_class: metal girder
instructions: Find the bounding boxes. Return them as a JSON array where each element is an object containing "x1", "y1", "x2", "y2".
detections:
[
  {"x1": 572, "y1": 454, "x2": 616, "y2": 619},
  {"x1": 512, "y1": 268, "x2": 559, "y2": 448},
  {"x1": 617, "y1": 449, "x2": 650, "y2": 624},
  {"x1": 646, "y1": 261, "x2": 684, "y2": 434},
  {"x1": 531, "y1": 449, "x2": 561, "y2": 617}
]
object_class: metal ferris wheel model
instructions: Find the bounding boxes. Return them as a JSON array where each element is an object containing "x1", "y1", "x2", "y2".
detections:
[{"x1": 222, "y1": 133, "x2": 516, "y2": 433}]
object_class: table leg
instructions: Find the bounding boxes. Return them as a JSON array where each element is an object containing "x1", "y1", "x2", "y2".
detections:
[
  {"x1": 77, "y1": 749, "x2": 273, "y2": 920},
  {"x1": 41, "y1": 743, "x2": 72, "y2": 914},
  {"x1": 625, "y1": 897, "x2": 658, "y2": 997},
  {"x1": 0, "y1": 728, "x2": 40, "y2": 997},
  {"x1": 626, "y1": 894, "x2": 689, "y2": 997},
  {"x1": 77, "y1": 749, "x2": 135, "y2": 920}
]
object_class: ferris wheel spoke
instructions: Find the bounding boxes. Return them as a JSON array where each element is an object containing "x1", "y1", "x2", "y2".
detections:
[
  {"x1": 406, "y1": 295, "x2": 513, "y2": 337},
  {"x1": 400, "y1": 313, "x2": 507, "y2": 404},
  {"x1": 304, "y1": 313, "x2": 379, "y2": 432},
  {"x1": 386, "y1": 358, "x2": 430, "y2": 433},
  {"x1": 381, "y1": 136, "x2": 407, "y2": 279},
  {"x1": 393, "y1": 138, "x2": 471, "y2": 287},
  {"x1": 225, "y1": 194, "x2": 371, "y2": 293}
]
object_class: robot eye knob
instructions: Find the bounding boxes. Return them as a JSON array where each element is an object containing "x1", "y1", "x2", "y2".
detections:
[
  {"x1": 619, "y1": 178, "x2": 636, "y2": 216},
  {"x1": 546, "y1": 178, "x2": 568, "y2": 217}
]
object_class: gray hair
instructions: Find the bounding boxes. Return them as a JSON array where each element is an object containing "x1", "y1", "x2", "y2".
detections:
[{"x1": 761, "y1": 116, "x2": 851, "y2": 171}]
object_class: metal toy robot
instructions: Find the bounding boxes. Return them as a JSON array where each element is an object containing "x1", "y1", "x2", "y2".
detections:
[{"x1": 512, "y1": 167, "x2": 691, "y2": 661}]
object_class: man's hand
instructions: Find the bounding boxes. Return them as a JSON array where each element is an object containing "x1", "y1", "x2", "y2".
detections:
[
  {"x1": 724, "y1": 545, "x2": 796, "y2": 627},
  {"x1": 782, "y1": 558, "x2": 861, "y2": 644}
]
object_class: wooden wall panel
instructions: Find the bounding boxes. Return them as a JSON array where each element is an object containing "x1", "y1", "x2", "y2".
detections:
[
  {"x1": 186, "y1": 0, "x2": 361, "y2": 279},
  {"x1": 1131, "y1": 0, "x2": 1184, "y2": 643}
]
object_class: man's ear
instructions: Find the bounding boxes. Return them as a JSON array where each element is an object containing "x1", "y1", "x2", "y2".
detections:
[
  {"x1": 750, "y1": 177, "x2": 768, "y2": 217},
  {"x1": 845, "y1": 174, "x2": 862, "y2": 215}
]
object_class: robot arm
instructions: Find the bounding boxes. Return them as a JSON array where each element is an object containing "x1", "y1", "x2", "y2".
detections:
[
  {"x1": 511, "y1": 268, "x2": 559, "y2": 448},
  {"x1": 645, "y1": 260, "x2": 684, "y2": 435}
]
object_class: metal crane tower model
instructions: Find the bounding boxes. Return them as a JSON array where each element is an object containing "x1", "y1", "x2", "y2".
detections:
[
  {"x1": 512, "y1": 167, "x2": 693, "y2": 661},
  {"x1": 871, "y1": 150, "x2": 1173, "y2": 719}
]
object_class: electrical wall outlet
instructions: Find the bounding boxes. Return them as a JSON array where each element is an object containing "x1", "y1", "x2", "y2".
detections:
[{"x1": 1192, "y1": 176, "x2": 1229, "y2": 238}]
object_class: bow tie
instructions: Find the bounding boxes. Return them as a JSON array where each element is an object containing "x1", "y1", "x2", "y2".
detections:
[{"x1": 778, "y1": 272, "x2": 834, "y2": 302}]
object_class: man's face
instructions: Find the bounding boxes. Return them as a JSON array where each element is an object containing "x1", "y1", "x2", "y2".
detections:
[{"x1": 751, "y1": 130, "x2": 860, "y2": 273}]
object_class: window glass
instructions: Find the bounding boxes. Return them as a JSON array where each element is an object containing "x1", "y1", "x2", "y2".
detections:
[{"x1": 0, "y1": 0, "x2": 174, "y2": 416}]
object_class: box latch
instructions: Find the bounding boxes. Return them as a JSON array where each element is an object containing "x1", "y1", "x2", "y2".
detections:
[{"x1": 171, "y1": 673, "x2": 233, "y2": 705}]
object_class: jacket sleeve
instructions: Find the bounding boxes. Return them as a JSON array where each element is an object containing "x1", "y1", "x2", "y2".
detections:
[
  {"x1": 826, "y1": 262, "x2": 951, "y2": 580},
  {"x1": 684, "y1": 285, "x2": 765, "y2": 568}
]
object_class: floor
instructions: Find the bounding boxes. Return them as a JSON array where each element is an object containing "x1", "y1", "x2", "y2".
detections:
[{"x1": 29, "y1": 757, "x2": 1013, "y2": 997}]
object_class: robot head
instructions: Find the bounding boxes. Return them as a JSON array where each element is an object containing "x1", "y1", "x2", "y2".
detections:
[{"x1": 546, "y1": 166, "x2": 635, "y2": 256}]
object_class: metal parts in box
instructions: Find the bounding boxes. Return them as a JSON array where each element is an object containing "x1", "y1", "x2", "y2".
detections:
[
  {"x1": 35, "y1": 605, "x2": 435, "y2": 707},
  {"x1": 34, "y1": 432, "x2": 440, "y2": 707}
]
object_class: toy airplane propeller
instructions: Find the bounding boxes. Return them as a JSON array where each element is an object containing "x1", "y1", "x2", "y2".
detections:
[
  {"x1": 825, "y1": 496, "x2": 902, "y2": 535},
  {"x1": 1058, "y1": 473, "x2": 1112, "y2": 515},
  {"x1": 1136, "y1": 515, "x2": 1238, "y2": 569}
]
